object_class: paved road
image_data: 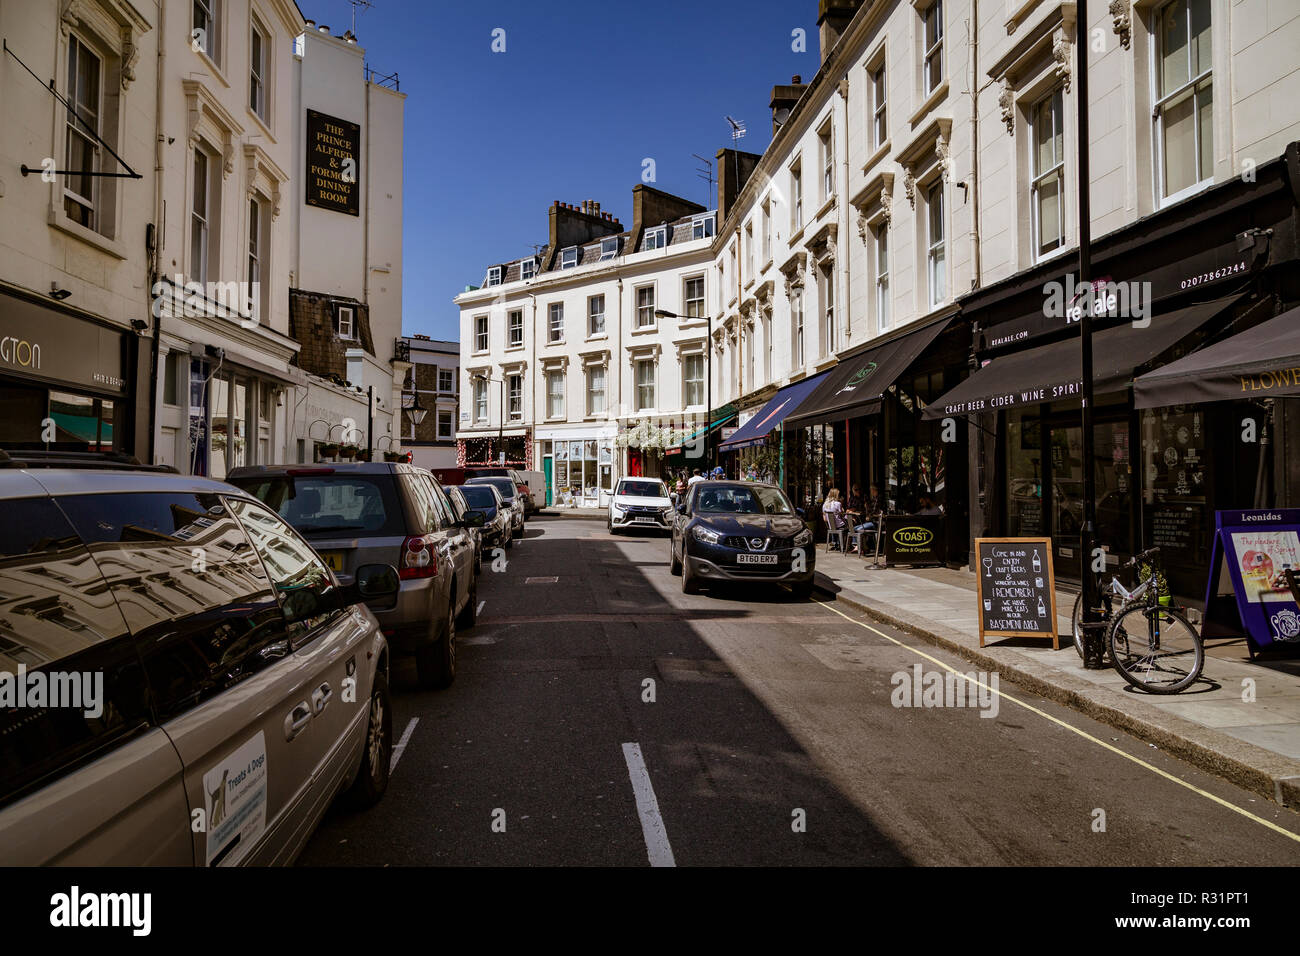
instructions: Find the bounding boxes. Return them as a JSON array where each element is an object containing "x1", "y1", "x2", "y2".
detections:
[{"x1": 299, "y1": 516, "x2": 1300, "y2": 866}]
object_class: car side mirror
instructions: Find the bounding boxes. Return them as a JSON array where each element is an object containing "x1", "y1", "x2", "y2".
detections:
[
  {"x1": 461, "y1": 509, "x2": 487, "y2": 528},
  {"x1": 356, "y1": 563, "x2": 400, "y2": 602}
]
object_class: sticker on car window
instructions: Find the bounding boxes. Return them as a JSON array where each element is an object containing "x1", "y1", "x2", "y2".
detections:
[{"x1": 203, "y1": 731, "x2": 268, "y2": 867}]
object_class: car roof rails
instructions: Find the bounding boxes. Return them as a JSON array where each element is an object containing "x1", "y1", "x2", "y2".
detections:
[{"x1": 0, "y1": 448, "x2": 180, "y2": 473}]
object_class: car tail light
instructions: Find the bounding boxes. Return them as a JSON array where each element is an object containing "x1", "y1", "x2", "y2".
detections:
[
  {"x1": 399, "y1": 535, "x2": 437, "y2": 579},
  {"x1": 516, "y1": 483, "x2": 528, "y2": 497},
  {"x1": 287, "y1": 467, "x2": 335, "y2": 476}
]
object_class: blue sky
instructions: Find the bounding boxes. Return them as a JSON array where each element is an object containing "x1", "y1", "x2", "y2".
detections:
[{"x1": 304, "y1": 0, "x2": 818, "y2": 341}]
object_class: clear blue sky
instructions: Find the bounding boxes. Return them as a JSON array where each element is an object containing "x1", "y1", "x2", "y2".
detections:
[{"x1": 303, "y1": 0, "x2": 818, "y2": 341}]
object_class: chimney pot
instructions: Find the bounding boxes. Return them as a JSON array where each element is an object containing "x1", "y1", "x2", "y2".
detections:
[
  {"x1": 792, "y1": 74, "x2": 801, "y2": 84},
  {"x1": 319, "y1": 24, "x2": 330, "y2": 33}
]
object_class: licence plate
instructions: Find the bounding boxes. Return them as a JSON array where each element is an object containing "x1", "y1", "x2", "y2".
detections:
[
  {"x1": 634, "y1": 517, "x2": 656, "y2": 524},
  {"x1": 319, "y1": 552, "x2": 345, "y2": 572},
  {"x1": 736, "y1": 553, "x2": 778, "y2": 565}
]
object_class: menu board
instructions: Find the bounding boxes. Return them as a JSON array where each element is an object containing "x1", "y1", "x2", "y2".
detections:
[
  {"x1": 1203, "y1": 510, "x2": 1300, "y2": 650},
  {"x1": 975, "y1": 537, "x2": 1060, "y2": 648}
]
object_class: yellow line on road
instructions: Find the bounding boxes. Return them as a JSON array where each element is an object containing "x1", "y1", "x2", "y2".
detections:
[{"x1": 812, "y1": 597, "x2": 1300, "y2": 844}]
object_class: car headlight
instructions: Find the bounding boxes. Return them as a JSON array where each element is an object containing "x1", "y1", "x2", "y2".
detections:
[
  {"x1": 691, "y1": 525, "x2": 721, "y2": 545},
  {"x1": 794, "y1": 528, "x2": 813, "y2": 546},
  {"x1": 661, "y1": 506, "x2": 674, "y2": 519},
  {"x1": 612, "y1": 503, "x2": 625, "y2": 514}
]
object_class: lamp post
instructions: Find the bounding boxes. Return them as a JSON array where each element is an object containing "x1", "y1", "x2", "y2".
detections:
[
  {"x1": 656, "y1": 309, "x2": 713, "y2": 469},
  {"x1": 472, "y1": 373, "x2": 506, "y2": 464}
]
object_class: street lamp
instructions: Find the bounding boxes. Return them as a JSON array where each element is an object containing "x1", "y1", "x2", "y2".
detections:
[
  {"x1": 656, "y1": 309, "x2": 713, "y2": 469},
  {"x1": 472, "y1": 373, "x2": 506, "y2": 465}
]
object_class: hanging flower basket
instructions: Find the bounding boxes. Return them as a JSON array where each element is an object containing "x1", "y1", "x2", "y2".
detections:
[
  {"x1": 383, "y1": 451, "x2": 404, "y2": 462},
  {"x1": 319, "y1": 442, "x2": 339, "y2": 459},
  {"x1": 339, "y1": 444, "x2": 359, "y2": 460},
  {"x1": 355, "y1": 449, "x2": 373, "y2": 462}
]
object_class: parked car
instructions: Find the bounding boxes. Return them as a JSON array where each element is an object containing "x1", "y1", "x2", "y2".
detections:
[
  {"x1": 465, "y1": 467, "x2": 536, "y2": 516},
  {"x1": 669, "y1": 480, "x2": 815, "y2": 599},
  {"x1": 452, "y1": 482, "x2": 513, "y2": 551},
  {"x1": 466, "y1": 475, "x2": 525, "y2": 539},
  {"x1": 444, "y1": 485, "x2": 485, "y2": 574},
  {"x1": 0, "y1": 455, "x2": 398, "y2": 865},
  {"x1": 228, "y1": 462, "x2": 484, "y2": 689},
  {"x1": 608, "y1": 477, "x2": 674, "y2": 534}
]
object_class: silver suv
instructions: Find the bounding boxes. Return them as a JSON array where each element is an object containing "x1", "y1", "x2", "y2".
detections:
[
  {"x1": 228, "y1": 462, "x2": 483, "y2": 689},
  {"x1": 0, "y1": 457, "x2": 397, "y2": 865}
]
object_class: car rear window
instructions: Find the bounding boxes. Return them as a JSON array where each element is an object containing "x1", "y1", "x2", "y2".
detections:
[
  {"x1": 458, "y1": 485, "x2": 499, "y2": 509},
  {"x1": 469, "y1": 477, "x2": 515, "y2": 500},
  {"x1": 231, "y1": 475, "x2": 406, "y2": 537}
]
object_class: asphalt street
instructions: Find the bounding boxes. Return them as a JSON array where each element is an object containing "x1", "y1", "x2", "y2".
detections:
[{"x1": 298, "y1": 515, "x2": 1300, "y2": 866}]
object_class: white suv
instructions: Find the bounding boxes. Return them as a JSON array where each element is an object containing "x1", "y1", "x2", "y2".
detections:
[{"x1": 608, "y1": 477, "x2": 674, "y2": 534}]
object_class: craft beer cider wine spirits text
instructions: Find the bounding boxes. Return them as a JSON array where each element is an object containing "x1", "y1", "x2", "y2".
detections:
[{"x1": 1032, "y1": 550, "x2": 1042, "y2": 573}]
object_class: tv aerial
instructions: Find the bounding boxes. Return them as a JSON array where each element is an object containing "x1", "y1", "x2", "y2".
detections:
[
  {"x1": 725, "y1": 116, "x2": 746, "y2": 144},
  {"x1": 692, "y1": 153, "x2": 714, "y2": 206},
  {"x1": 349, "y1": 0, "x2": 373, "y2": 35}
]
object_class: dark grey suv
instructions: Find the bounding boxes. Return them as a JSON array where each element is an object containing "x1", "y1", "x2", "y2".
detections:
[{"x1": 229, "y1": 463, "x2": 484, "y2": 689}]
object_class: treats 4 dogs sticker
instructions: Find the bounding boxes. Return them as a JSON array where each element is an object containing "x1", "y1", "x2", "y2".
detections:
[{"x1": 203, "y1": 732, "x2": 268, "y2": 866}]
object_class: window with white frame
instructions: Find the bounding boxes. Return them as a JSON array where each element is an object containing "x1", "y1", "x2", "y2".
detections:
[
  {"x1": 547, "y1": 371, "x2": 565, "y2": 418},
  {"x1": 561, "y1": 247, "x2": 578, "y2": 269},
  {"x1": 692, "y1": 215, "x2": 715, "y2": 240},
  {"x1": 474, "y1": 314, "x2": 488, "y2": 352},
  {"x1": 336, "y1": 305, "x2": 355, "y2": 339},
  {"x1": 819, "y1": 120, "x2": 835, "y2": 201},
  {"x1": 874, "y1": 223, "x2": 890, "y2": 331},
  {"x1": 599, "y1": 237, "x2": 618, "y2": 261},
  {"x1": 586, "y1": 365, "x2": 606, "y2": 416},
  {"x1": 635, "y1": 285, "x2": 656, "y2": 328},
  {"x1": 247, "y1": 196, "x2": 265, "y2": 321},
  {"x1": 923, "y1": 1, "x2": 944, "y2": 96},
  {"x1": 822, "y1": 269, "x2": 836, "y2": 356},
  {"x1": 683, "y1": 353, "x2": 704, "y2": 407},
  {"x1": 684, "y1": 276, "x2": 705, "y2": 318},
  {"x1": 520, "y1": 257, "x2": 536, "y2": 280},
  {"x1": 191, "y1": 148, "x2": 213, "y2": 284},
  {"x1": 635, "y1": 359, "x2": 656, "y2": 411},
  {"x1": 437, "y1": 410, "x2": 453, "y2": 439},
  {"x1": 761, "y1": 200, "x2": 771, "y2": 263},
  {"x1": 927, "y1": 181, "x2": 946, "y2": 307},
  {"x1": 792, "y1": 289, "x2": 805, "y2": 370},
  {"x1": 549, "y1": 302, "x2": 564, "y2": 342},
  {"x1": 249, "y1": 18, "x2": 268, "y2": 120},
  {"x1": 871, "y1": 63, "x2": 887, "y2": 149},
  {"x1": 486, "y1": 266, "x2": 502, "y2": 287},
  {"x1": 763, "y1": 309, "x2": 773, "y2": 382},
  {"x1": 745, "y1": 223, "x2": 754, "y2": 281},
  {"x1": 1155, "y1": 0, "x2": 1212, "y2": 202},
  {"x1": 1031, "y1": 87, "x2": 1066, "y2": 258},
  {"x1": 63, "y1": 35, "x2": 102, "y2": 230},
  {"x1": 790, "y1": 159, "x2": 803, "y2": 232},
  {"x1": 507, "y1": 374, "x2": 522, "y2": 420},
  {"x1": 644, "y1": 225, "x2": 667, "y2": 250},
  {"x1": 439, "y1": 367, "x2": 455, "y2": 392},
  {"x1": 192, "y1": 0, "x2": 220, "y2": 63},
  {"x1": 588, "y1": 295, "x2": 605, "y2": 335},
  {"x1": 473, "y1": 378, "x2": 488, "y2": 422},
  {"x1": 745, "y1": 326, "x2": 754, "y2": 386},
  {"x1": 508, "y1": 309, "x2": 523, "y2": 347}
]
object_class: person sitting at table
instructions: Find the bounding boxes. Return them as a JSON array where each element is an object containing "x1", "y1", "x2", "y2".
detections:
[
  {"x1": 822, "y1": 488, "x2": 846, "y2": 550},
  {"x1": 914, "y1": 491, "x2": 944, "y2": 516},
  {"x1": 845, "y1": 484, "x2": 865, "y2": 524},
  {"x1": 851, "y1": 484, "x2": 885, "y2": 552}
]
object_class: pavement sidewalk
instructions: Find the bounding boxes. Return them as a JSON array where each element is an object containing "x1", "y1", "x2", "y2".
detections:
[{"x1": 811, "y1": 547, "x2": 1300, "y2": 808}]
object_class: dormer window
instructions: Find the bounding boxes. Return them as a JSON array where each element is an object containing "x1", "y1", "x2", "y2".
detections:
[
  {"x1": 520, "y1": 257, "x2": 536, "y2": 280},
  {"x1": 692, "y1": 215, "x2": 715, "y2": 240},
  {"x1": 644, "y1": 225, "x2": 667, "y2": 250},
  {"x1": 336, "y1": 305, "x2": 355, "y2": 340},
  {"x1": 561, "y1": 247, "x2": 578, "y2": 269},
  {"x1": 486, "y1": 266, "x2": 502, "y2": 287},
  {"x1": 599, "y1": 237, "x2": 619, "y2": 261}
]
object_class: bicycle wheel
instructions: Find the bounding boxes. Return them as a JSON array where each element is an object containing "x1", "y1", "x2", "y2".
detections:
[
  {"x1": 1072, "y1": 592, "x2": 1111, "y2": 660},
  {"x1": 1109, "y1": 605, "x2": 1203, "y2": 694}
]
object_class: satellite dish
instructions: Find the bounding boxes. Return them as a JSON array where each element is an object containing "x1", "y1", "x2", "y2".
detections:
[{"x1": 774, "y1": 107, "x2": 791, "y2": 126}]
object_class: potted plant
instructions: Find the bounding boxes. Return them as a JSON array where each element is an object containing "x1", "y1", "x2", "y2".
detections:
[
  {"x1": 319, "y1": 442, "x2": 339, "y2": 460},
  {"x1": 383, "y1": 450, "x2": 403, "y2": 462},
  {"x1": 339, "y1": 443, "x2": 359, "y2": 460},
  {"x1": 355, "y1": 448, "x2": 372, "y2": 462},
  {"x1": 1139, "y1": 561, "x2": 1172, "y2": 605}
]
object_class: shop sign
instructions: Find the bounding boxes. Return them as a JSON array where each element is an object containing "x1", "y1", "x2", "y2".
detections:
[
  {"x1": 1203, "y1": 510, "x2": 1300, "y2": 651},
  {"x1": 881, "y1": 514, "x2": 945, "y2": 568},
  {"x1": 1, "y1": 295, "x2": 125, "y2": 394},
  {"x1": 305, "y1": 109, "x2": 360, "y2": 216},
  {"x1": 975, "y1": 538, "x2": 1060, "y2": 648}
]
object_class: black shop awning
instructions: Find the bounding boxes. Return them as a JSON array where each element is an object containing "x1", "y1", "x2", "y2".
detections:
[
  {"x1": 785, "y1": 317, "x2": 951, "y2": 427},
  {"x1": 1133, "y1": 305, "x2": 1300, "y2": 408},
  {"x1": 923, "y1": 295, "x2": 1241, "y2": 419}
]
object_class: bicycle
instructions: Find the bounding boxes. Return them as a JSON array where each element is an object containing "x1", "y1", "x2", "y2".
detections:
[
  {"x1": 1072, "y1": 547, "x2": 1205, "y2": 694},
  {"x1": 1070, "y1": 548, "x2": 1157, "y2": 659}
]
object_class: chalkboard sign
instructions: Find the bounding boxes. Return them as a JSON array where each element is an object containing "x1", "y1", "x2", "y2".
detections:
[
  {"x1": 975, "y1": 537, "x2": 1060, "y2": 648},
  {"x1": 881, "y1": 514, "x2": 945, "y2": 567}
]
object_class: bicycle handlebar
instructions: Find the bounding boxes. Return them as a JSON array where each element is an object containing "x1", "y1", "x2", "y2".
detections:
[{"x1": 1121, "y1": 546, "x2": 1160, "y2": 569}]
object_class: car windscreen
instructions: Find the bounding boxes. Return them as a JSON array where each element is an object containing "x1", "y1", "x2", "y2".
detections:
[
  {"x1": 457, "y1": 484, "x2": 500, "y2": 510},
  {"x1": 468, "y1": 477, "x2": 515, "y2": 499},
  {"x1": 695, "y1": 486, "x2": 794, "y2": 515},
  {"x1": 616, "y1": 480, "x2": 667, "y2": 498},
  {"x1": 230, "y1": 475, "x2": 406, "y2": 536}
]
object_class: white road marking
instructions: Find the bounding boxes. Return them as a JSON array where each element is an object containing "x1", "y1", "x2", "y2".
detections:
[
  {"x1": 477, "y1": 600, "x2": 486, "y2": 616},
  {"x1": 390, "y1": 717, "x2": 419, "y2": 773},
  {"x1": 621, "y1": 742, "x2": 676, "y2": 867}
]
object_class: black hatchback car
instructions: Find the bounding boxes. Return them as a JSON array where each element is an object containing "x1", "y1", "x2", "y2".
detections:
[{"x1": 669, "y1": 481, "x2": 815, "y2": 598}]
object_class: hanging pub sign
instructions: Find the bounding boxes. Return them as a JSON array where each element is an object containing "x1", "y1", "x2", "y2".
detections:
[
  {"x1": 975, "y1": 538, "x2": 1060, "y2": 648},
  {"x1": 305, "y1": 109, "x2": 360, "y2": 216},
  {"x1": 881, "y1": 514, "x2": 945, "y2": 568},
  {"x1": 1202, "y1": 509, "x2": 1300, "y2": 655}
]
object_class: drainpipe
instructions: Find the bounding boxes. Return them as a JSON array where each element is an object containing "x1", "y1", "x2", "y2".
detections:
[
  {"x1": 616, "y1": 277, "x2": 624, "y2": 473},
  {"x1": 528, "y1": 291, "x2": 537, "y2": 467},
  {"x1": 968, "y1": 4, "x2": 982, "y2": 290},
  {"x1": 147, "y1": 0, "x2": 167, "y2": 465},
  {"x1": 838, "y1": 73, "x2": 851, "y2": 348}
]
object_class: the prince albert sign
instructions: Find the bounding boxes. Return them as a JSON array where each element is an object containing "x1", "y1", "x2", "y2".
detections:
[{"x1": 306, "y1": 109, "x2": 360, "y2": 216}]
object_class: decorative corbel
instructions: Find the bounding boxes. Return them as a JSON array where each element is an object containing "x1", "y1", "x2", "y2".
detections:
[
  {"x1": 903, "y1": 166, "x2": 917, "y2": 209},
  {"x1": 837, "y1": 76, "x2": 849, "y2": 99},
  {"x1": 222, "y1": 139, "x2": 236, "y2": 179},
  {"x1": 856, "y1": 206, "x2": 869, "y2": 244},
  {"x1": 60, "y1": 0, "x2": 86, "y2": 35},
  {"x1": 271, "y1": 181, "x2": 282, "y2": 220},
  {"x1": 998, "y1": 78, "x2": 1015, "y2": 135},
  {"x1": 120, "y1": 28, "x2": 139, "y2": 90},
  {"x1": 879, "y1": 189, "x2": 893, "y2": 228},
  {"x1": 1109, "y1": 0, "x2": 1131, "y2": 50},
  {"x1": 1053, "y1": 29, "x2": 1072, "y2": 94},
  {"x1": 936, "y1": 133, "x2": 952, "y2": 183}
]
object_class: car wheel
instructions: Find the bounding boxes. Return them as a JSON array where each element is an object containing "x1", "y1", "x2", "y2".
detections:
[
  {"x1": 457, "y1": 575, "x2": 477, "y2": 629},
  {"x1": 416, "y1": 599, "x2": 456, "y2": 690},
  {"x1": 681, "y1": 555, "x2": 700, "y2": 594},
  {"x1": 790, "y1": 579, "x2": 814, "y2": 600},
  {"x1": 669, "y1": 537, "x2": 682, "y2": 575},
  {"x1": 341, "y1": 670, "x2": 392, "y2": 810},
  {"x1": 474, "y1": 547, "x2": 483, "y2": 575}
]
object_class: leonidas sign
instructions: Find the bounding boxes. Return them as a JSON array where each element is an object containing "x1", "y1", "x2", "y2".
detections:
[{"x1": 305, "y1": 109, "x2": 360, "y2": 216}]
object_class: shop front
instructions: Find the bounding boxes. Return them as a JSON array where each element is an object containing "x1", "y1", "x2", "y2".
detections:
[
  {"x1": 537, "y1": 425, "x2": 616, "y2": 508},
  {"x1": 0, "y1": 289, "x2": 136, "y2": 458},
  {"x1": 458, "y1": 429, "x2": 532, "y2": 470}
]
